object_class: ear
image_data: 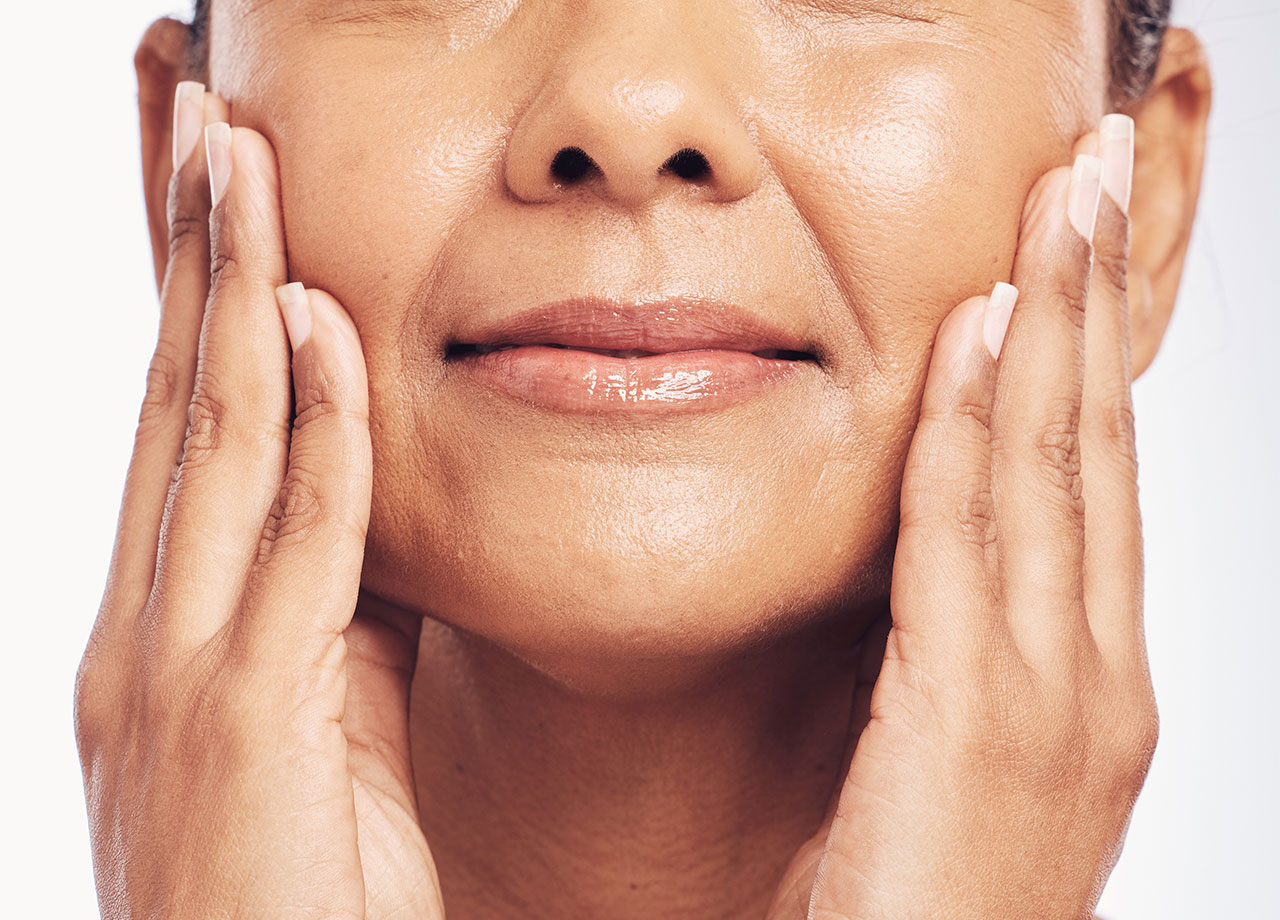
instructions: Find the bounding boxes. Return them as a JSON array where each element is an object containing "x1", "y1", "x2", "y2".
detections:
[
  {"x1": 137, "y1": 18, "x2": 196, "y2": 295},
  {"x1": 1124, "y1": 27, "x2": 1213, "y2": 379}
]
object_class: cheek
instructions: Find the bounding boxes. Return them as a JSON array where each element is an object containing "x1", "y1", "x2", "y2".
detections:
[
  {"x1": 265, "y1": 73, "x2": 497, "y2": 316},
  {"x1": 764, "y1": 54, "x2": 1060, "y2": 356}
]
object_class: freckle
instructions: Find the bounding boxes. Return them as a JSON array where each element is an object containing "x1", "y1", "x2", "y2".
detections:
[
  {"x1": 629, "y1": 883, "x2": 639, "y2": 890},
  {"x1": 455, "y1": 762, "x2": 465, "y2": 774},
  {"x1": 814, "y1": 762, "x2": 827, "y2": 773}
]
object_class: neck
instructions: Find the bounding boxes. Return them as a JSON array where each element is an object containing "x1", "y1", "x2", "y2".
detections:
[{"x1": 409, "y1": 608, "x2": 876, "y2": 920}]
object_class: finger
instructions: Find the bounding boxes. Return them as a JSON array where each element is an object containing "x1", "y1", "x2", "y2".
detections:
[
  {"x1": 891, "y1": 289, "x2": 1009, "y2": 653},
  {"x1": 991, "y1": 155, "x2": 1102, "y2": 666},
  {"x1": 241, "y1": 286, "x2": 374, "y2": 657},
  {"x1": 101, "y1": 86, "x2": 228, "y2": 620},
  {"x1": 148, "y1": 124, "x2": 292, "y2": 649},
  {"x1": 1080, "y1": 115, "x2": 1145, "y2": 665}
]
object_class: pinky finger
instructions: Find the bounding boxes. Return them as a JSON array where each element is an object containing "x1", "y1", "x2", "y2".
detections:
[{"x1": 240, "y1": 285, "x2": 373, "y2": 659}]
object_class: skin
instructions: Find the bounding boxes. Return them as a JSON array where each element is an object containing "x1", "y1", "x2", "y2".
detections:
[{"x1": 76, "y1": 1, "x2": 1211, "y2": 918}]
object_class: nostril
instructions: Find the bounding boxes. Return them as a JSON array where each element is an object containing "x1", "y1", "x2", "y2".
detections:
[
  {"x1": 663, "y1": 148, "x2": 711, "y2": 182},
  {"x1": 550, "y1": 147, "x2": 597, "y2": 184}
]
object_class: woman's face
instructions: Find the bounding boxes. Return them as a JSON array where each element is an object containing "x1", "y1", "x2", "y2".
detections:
[{"x1": 204, "y1": 0, "x2": 1110, "y2": 668}]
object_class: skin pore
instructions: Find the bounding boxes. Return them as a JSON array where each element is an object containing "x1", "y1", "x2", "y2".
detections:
[{"x1": 121, "y1": 1, "x2": 1210, "y2": 917}]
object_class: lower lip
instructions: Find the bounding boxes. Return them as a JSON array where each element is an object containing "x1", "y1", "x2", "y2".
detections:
[{"x1": 452, "y1": 345, "x2": 803, "y2": 413}]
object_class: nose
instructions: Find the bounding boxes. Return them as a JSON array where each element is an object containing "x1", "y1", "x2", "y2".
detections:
[{"x1": 504, "y1": 11, "x2": 762, "y2": 208}]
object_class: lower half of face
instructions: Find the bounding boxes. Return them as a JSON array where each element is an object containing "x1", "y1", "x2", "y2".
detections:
[
  {"x1": 360, "y1": 347, "x2": 912, "y2": 670},
  {"x1": 214, "y1": 0, "x2": 1106, "y2": 672}
]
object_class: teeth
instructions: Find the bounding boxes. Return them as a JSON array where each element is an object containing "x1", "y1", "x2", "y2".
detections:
[
  {"x1": 577, "y1": 347, "x2": 654, "y2": 358},
  {"x1": 475, "y1": 344, "x2": 500, "y2": 354},
  {"x1": 754, "y1": 349, "x2": 779, "y2": 359}
]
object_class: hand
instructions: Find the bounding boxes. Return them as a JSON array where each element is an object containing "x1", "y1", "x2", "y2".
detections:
[
  {"x1": 74, "y1": 83, "x2": 444, "y2": 920},
  {"x1": 767, "y1": 115, "x2": 1154, "y2": 920}
]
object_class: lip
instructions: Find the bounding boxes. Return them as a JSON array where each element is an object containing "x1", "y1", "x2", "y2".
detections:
[{"x1": 447, "y1": 297, "x2": 816, "y2": 414}]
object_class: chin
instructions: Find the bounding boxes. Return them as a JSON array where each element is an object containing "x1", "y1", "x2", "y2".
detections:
[{"x1": 361, "y1": 465, "x2": 898, "y2": 691}]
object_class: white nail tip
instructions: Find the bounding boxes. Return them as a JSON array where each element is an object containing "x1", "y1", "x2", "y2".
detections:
[
  {"x1": 204, "y1": 122, "x2": 233, "y2": 207},
  {"x1": 983, "y1": 282, "x2": 1019, "y2": 362},
  {"x1": 171, "y1": 81, "x2": 206, "y2": 172},
  {"x1": 1099, "y1": 114, "x2": 1135, "y2": 214},
  {"x1": 275, "y1": 283, "x2": 314, "y2": 352},
  {"x1": 1068, "y1": 154, "x2": 1104, "y2": 242},
  {"x1": 1100, "y1": 113, "x2": 1135, "y2": 139}
]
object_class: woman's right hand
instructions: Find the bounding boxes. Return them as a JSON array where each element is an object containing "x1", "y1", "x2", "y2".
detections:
[{"x1": 73, "y1": 83, "x2": 444, "y2": 920}]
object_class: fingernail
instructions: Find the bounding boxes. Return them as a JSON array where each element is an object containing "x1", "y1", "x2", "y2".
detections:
[
  {"x1": 275, "y1": 283, "x2": 313, "y2": 351},
  {"x1": 172, "y1": 81, "x2": 206, "y2": 172},
  {"x1": 982, "y1": 282, "x2": 1019, "y2": 361},
  {"x1": 204, "y1": 122, "x2": 233, "y2": 207},
  {"x1": 1099, "y1": 113, "x2": 1134, "y2": 214},
  {"x1": 1067, "y1": 154, "x2": 1104, "y2": 243}
]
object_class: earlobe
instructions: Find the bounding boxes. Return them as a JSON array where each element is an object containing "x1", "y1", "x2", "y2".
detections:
[
  {"x1": 136, "y1": 17, "x2": 196, "y2": 295},
  {"x1": 1124, "y1": 26, "x2": 1212, "y2": 379}
]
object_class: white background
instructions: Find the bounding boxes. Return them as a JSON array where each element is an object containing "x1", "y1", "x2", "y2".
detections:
[{"x1": 1, "y1": 1, "x2": 1276, "y2": 915}]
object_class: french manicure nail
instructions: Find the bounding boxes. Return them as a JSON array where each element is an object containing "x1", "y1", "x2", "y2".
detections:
[
  {"x1": 275, "y1": 283, "x2": 313, "y2": 351},
  {"x1": 172, "y1": 81, "x2": 206, "y2": 172},
  {"x1": 983, "y1": 282, "x2": 1019, "y2": 361},
  {"x1": 1099, "y1": 113, "x2": 1134, "y2": 214},
  {"x1": 204, "y1": 122, "x2": 233, "y2": 207},
  {"x1": 1067, "y1": 154, "x2": 1103, "y2": 243}
]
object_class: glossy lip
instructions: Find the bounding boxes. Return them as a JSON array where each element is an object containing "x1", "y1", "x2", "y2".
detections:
[{"x1": 447, "y1": 297, "x2": 817, "y2": 414}]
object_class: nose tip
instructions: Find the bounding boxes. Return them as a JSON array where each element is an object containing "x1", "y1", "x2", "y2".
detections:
[{"x1": 505, "y1": 56, "x2": 761, "y2": 207}]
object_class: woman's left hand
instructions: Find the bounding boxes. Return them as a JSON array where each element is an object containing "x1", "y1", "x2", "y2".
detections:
[{"x1": 767, "y1": 116, "x2": 1156, "y2": 919}]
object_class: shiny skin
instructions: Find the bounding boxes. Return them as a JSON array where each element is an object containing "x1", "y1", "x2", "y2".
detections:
[
  {"x1": 76, "y1": 1, "x2": 1211, "y2": 918},
  {"x1": 206, "y1": 0, "x2": 1108, "y2": 672}
]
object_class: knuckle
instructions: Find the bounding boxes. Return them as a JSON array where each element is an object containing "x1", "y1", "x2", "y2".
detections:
[
  {"x1": 257, "y1": 470, "x2": 327, "y2": 561},
  {"x1": 166, "y1": 214, "x2": 207, "y2": 261},
  {"x1": 294, "y1": 376, "x2": 343, "y2": 426},
  {"x1": 165, "y1": 169, "x2": 208, "y2": 252},
  {"x1": 1045, "y1": 276, "x2": 1090, "y2": 334},
  {"x1": 920, "y1": 397, "x2": 993, "y2": 444},
  {"x1": 291, "y1": 361, "x2": 369, "y2": 432},
  {"x1": 137, "y1": 346, "x2": 187, "y2": 431},
  {"x1": 1030, "y1": 398, "x2": 1085, "y2": 507},
  {"x1": 181, "y1": 383, "x2": 230, "y2": 467},
  {"x1": 1089, "y1": 394, "x2": 1139, "y2": 467},
  {"x1": 1110, "y1": 691, "x2": 1160, "y2": 785},
  {"x1": 72, "y1": 653, "x2": 107, "y2": 746},
  {"x1": 208, "y1": 249, "x2": 240, "y2": 289},
  {"x1": 1093, "y1": 244, "x2": 1130, "y2": 295},
  {"x1": 180, "y1": 374, "x2": 291, "y2": 473},
  {"x1": 73, "y1": 622, "x2": 132, "y2": 750},
  {"x1": 953, "y1": 477, "x2": 997, "y2": 551}
]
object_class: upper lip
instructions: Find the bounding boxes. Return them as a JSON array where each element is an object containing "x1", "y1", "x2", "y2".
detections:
[{"x1": 447, "y1": 297, "x2": 817, "y2": 359}]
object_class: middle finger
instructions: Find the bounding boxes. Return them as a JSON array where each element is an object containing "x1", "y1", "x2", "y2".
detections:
[
  {"x1": 146, "y1": 124, "x2": 292, "y2": 651},
  {"x1": 990, "y1": 153, "x2": 1102, "y2": 667}
]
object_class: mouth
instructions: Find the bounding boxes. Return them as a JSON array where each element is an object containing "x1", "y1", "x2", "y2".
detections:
[
  {"x1": 445, "y1": 298, "x2": 819, "y2": 414},
  {"x1": 446, "y1": 343, "x2": 815, "y2": 361}
]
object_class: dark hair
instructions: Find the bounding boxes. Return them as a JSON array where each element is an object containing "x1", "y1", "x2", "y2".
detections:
[{"x1": 189, "y1": 0, "x2": 1168, "y2": 102}]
